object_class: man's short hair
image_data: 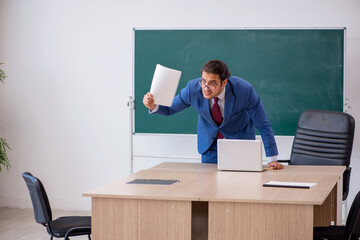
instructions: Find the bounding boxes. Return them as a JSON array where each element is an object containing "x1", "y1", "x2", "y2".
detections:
[{"x1": 201, "y1": 60, "x2": 231, "y2": 82}]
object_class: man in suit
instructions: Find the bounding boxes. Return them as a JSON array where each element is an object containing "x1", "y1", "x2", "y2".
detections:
[{"x1": 143, "y1": 60, "x2": 283, "y2": 169}]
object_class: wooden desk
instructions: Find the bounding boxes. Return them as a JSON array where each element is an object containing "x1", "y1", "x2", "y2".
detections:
[
  {"x1": 151, "y1": 162, "x2": 344, "y2": 226},
  {"x1": 84, "y1": 163, "x2": 344, "y2": 240}
]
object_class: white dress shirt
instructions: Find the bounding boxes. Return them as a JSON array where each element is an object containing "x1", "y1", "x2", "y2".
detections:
[{"x1": 210, "y1": 87, "x2": 226, "y2": 118}]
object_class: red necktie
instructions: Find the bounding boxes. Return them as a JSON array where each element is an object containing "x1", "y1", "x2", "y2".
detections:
[{"x1": 211, "y1": 97, "x2": 224, "y2": 139}]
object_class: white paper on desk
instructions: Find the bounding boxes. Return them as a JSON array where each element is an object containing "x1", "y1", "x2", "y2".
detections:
[{"x1": 150, "y1": 64, "x2": 182, "y2": 107}]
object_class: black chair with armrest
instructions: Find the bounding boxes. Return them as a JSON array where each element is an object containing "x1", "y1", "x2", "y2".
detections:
[
  {"x1": 314, "y1": 191, "x2": 360, "y2": 240},
  {"x1": 22, "y1": 172, "x2": 91, "y2": 240},
  {"x1": 282, "y1": 110, "x2": 355, "y2": 201}
]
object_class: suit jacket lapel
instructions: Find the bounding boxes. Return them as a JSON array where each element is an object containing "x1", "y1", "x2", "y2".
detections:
[
  {"x1": 222, "y1": 81, "x2": 235, "y2": 126},
  {"x1": 198, "y1": 89, "x2": 217, "y2": 126}
]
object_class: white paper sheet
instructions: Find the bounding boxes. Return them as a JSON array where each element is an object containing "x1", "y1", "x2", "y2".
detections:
[{"x1": 150, "y1": 64, "x2": 181, "y2": 107}]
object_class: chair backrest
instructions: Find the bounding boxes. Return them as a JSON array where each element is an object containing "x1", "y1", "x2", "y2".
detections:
[
  {"x1": 346, "y1": 191, "x2": 360, "y2": 237},
  {"x1": 290, "y1": 110, "x2": 355, "y2": 166},
  {"x1": 22, "y1": 172, "x2": 52, "y2": 224}
]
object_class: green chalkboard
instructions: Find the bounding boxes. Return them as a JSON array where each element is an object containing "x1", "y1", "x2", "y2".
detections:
[{"x1": 134, "y1": 29, "x2": 344, "y2": 135}]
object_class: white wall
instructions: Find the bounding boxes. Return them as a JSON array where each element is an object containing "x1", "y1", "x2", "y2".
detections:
[{"x1": 0, "y1": 0, "x2": 359, "y2": 211}]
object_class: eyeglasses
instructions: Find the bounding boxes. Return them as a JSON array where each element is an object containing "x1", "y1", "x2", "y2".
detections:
[{"x1": 198, "y1": 78, "x2": 221, "y2": 89}]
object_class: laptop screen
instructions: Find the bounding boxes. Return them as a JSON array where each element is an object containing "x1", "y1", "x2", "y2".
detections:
[{"x1": 217, "y1": 139, "x2": 264, "y2": 171}]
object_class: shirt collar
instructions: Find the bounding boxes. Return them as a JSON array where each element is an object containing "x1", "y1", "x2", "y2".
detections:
[{"x1": 216, "y1": 86, "x2": 226, "y2": 101}]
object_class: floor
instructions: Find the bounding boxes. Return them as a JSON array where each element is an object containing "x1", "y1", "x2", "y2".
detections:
[{"x1": 0, "y1": 207, "x2": 91, "y2": 240}]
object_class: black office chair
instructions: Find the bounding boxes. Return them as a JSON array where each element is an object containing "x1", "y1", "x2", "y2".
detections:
[
  {"x1": 22, "y1": 172, "x2": 91, "y2": 240},
  {"x1": 314, "y1": 191, "x2": 360, "y2": 240},
  {"x1": 288, "y1": 110, "x2": 355, "y2": 201}
]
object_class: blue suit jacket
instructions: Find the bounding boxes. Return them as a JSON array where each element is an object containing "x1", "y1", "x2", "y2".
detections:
[{"x1": 154, "y1": 76, "x2": 278, "y2": 158}]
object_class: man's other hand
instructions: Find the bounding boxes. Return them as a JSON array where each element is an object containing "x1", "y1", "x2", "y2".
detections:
[{"x1": 267, "y1": 161, "x2": 284, "y2": 170}]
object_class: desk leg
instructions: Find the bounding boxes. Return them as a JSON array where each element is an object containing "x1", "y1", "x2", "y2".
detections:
[
  {"x1": 314, "y1": 183, "x2": 338, "y2": 226},
  {"x1": 336, "y1": 175, "x2": 343, "y2": 225},
  {"x1": 209, "y1": 202, "x2": 313, "y2": 240},
  {"x1": 92, "y1": 197, "x2": 192, "y2": 240},
  {"x1": 313, "y1": 179, "x2": 342, "y2": 226}
]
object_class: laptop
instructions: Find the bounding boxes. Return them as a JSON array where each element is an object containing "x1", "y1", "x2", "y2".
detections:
[{"x1": 217, "y1": 139, "x2": 267, "y2": 172}]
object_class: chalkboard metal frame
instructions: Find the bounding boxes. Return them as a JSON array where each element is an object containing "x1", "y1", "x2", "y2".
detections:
[{"x1": 132, "y1": 28, "x2": 345, "y2": 136}]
